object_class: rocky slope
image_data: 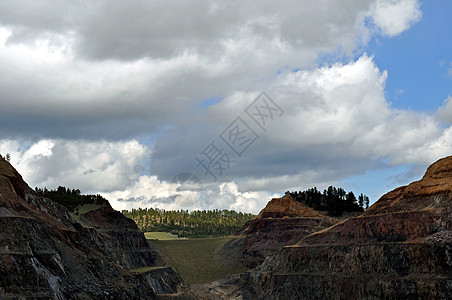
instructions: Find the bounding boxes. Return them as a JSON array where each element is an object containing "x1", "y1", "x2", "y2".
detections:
[
  {"x1": 241, "y1": 156, "x2": 452, "y2": 299},
  {"x1": 221, "y1": 195, "x2": 337, "y2": 268},
  {"x1": 0, "y1": 158, "x2": 181, "y2": 299},
  {"x1": 79, "y1": 205, "x2": 165, "y2": 270}
]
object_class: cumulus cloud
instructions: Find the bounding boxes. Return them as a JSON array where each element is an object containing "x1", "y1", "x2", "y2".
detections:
[
  {"x1": 110, "y1": 54, "x2": 451, "y2": 211},
  {"x1": 0, "y1": 139, "x2": 148, "y2": 193},
  {"x1": 0, "y1": 138, "x2": 275, "y2": 214},
  {"x1": 0, "y1": 0, "x2": 371, "y2": 61},
  {"x1": 2, "y1": 53, "x2": 449, "y2": 213},
  {"x1": 437, "y1": 96, "x2": 452, "y2": 122},
  {"x1": 103, "y1": 178, "x2": 278, "y2": 215},
  {"x1": 368, "y1": 0, "x2": 422, "y2": 36},
  {"x1": 0, "y1": 1, "x2": 433, "y2": 212},
  {"x1": 2, "y1": 55, "x2": 450, "y2": 212},
  {"x1": 0, "y1": 0, "x2": 423, "y2": 141},
  {"x1": 151, "y1": 55, "x2": 450, "y2": 181}
]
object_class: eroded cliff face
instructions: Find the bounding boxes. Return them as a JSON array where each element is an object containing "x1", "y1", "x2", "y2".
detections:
[
  {"x1": 222, "y1": 195, "x2": 337, "y2": 268},
  {"x1": 0, "y1": 158, "x2": 180, "y2": 299},
  {"x1": 242, "y1": 156, "x2": 452, "y2": 299},
  {"x1": 79, "y1": 205, "x2": 165, "y2": 270}
]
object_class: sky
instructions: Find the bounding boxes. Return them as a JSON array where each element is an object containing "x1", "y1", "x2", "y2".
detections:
[{"x1": 1, "y1": 0, "x2": 452, "y2": 214}]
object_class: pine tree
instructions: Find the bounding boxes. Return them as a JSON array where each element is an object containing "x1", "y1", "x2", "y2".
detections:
[
  {"x1": 358, "y1": 193, "x2": 364, "y2": 209},
  {"x1": 364, "y1": 196, "x2": 370, "y2": 209},
  {"x1": 345, "y1": 191, "x2": 357, "y2": 210}
]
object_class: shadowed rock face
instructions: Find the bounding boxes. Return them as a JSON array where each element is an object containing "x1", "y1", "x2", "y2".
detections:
[
  {"x1": 80, "y1": 206, "x2": 166, "y2": 270},
  {"x1": 241, "y1": 156, "x2": 452, "y2": 299},
  {"x1": 0, "y1": 158, "x2": 180, "y2": 299},
  {"x1": 222, "y1": 195, "x2": 337, "y2": 268}
]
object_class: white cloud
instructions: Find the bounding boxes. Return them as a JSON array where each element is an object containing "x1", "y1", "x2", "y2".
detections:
[
  {"x1": 0, "y1": 0, "x2": 424, "y2": 140},
  {"x1": 0, "y1": 139, "x2": 148, "y2": 193},
  {"x1": 437, "y1": 96, "x2": 452, "y2": 121},
  {"x1": 152, "y1": 54, "x2": 452, "y2": 183},
  {"x1": 271, "y1": 55, "x2": 448, "y2": 166},
  {"x1": 369, "y1": 0, "x2": 422, "y2": 36},
  {"x1": 103, "y1": 178, "x2": 277, "y2": 215},
  {"x1": 0, "y1": 1, "x2": 434, "y2": 213},
  {"x1": 0, "y1": 139, "x2": 275, "y2": 214},
  {"x1": 3, "y1": 54, "x2": 451, "y2": 214}
]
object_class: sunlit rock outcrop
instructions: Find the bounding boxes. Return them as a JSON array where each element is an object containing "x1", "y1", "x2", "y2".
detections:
[{"x1": 241, "y1": 156, "x2": 452, "y2": 299}]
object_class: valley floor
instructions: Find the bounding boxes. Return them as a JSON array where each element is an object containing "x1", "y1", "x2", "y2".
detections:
[{"x1": 148, "y1": 236, "x2": 248, "y2": 285}]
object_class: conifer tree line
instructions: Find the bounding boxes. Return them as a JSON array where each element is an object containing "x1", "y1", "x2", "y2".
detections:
[
  {"x1": 35, "y1": 186, "x2": 108, "y2": 212},
  {"x1": 287, "y1": 186, "x2": 370, "y2": 217},
  {"x1": 34, "y1": 185, "x2": 254, "y2": 238},
  {"x1": 122, "y1": 208, "x2": 255, "y2": 238}
]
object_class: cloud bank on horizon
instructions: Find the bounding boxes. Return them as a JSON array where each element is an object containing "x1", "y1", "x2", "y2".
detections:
[{"x1": 1, "y1": 0, "x2": 451, "y2": 214}]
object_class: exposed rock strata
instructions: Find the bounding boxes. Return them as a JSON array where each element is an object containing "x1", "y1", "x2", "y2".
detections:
[
  {"x1": 222, "y1": 195, "x2": 337, "y2": 268},
  {"x1": 80, "y1": 205, "x2": 165, "y2": 270},
  {"x1": 0, "y1": 158, "x2": 181, "y2": 299},
  {"x1": 242, "y1": 156, "x2": 452, "y2": 299}
]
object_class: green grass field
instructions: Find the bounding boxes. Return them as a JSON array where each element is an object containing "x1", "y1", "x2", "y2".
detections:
[
  {"x1": 148, "y1": 237, "x2": 247, "y2": 284},
  {"x1": 144, "y1": 231, "x2": 179, "y2": 240}
]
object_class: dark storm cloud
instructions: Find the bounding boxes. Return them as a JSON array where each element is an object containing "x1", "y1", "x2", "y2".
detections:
[
  {"x1": 0, "y1": 0, "x2": 383, "y2": 141},
  {"x1": 0, "y1": 0, "x2": 374, "y2": 61},
  {"x1": 148, "y1": 111, "x2": 385, "y2": 192},
  {"x1": 0, "y1": 0, "x2": 433, "y2": 213},
  {"x1": 75, "y1": 1, "x2": 239, "y2": 60}
]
